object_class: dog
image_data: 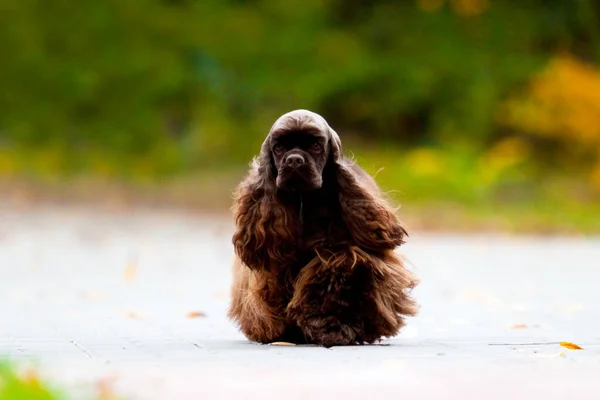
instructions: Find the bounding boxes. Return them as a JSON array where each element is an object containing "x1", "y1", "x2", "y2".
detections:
[{"x1": 228, "y1": 109, "x2": 419, "y2": 347}]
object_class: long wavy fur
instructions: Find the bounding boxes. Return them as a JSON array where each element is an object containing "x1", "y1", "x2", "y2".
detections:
[{"x1": 228, "y1": 110, "x2": 419, "y2": 347}]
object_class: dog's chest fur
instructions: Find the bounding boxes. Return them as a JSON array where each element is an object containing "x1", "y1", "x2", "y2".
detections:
[{"x1": 266, "y1": 188, "x2": 353, "y2": 304}]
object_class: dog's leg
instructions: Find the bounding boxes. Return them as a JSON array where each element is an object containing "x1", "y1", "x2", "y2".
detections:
[
  {"x1": 287, "y1": 248, "x2": 419, "y2": 347},
  {"x1": 228, "y1": 260, "x2": 287, "y2": 343}
]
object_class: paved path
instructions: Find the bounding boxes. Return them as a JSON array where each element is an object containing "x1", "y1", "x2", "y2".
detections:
[{"x1": 1, "y1": 205, "x2": 599, "y2": 399}]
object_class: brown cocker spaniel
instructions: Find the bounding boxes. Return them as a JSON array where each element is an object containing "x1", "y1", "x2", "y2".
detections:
[{"x1": 228, "y1": 109, "x2": 419, "y2": 347}]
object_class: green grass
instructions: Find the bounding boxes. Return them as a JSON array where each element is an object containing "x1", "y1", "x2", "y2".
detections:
[
  {"x1": 352, "y1": 144, "x2": 600, "y2": 234},
  {"x1": 2, "y1": 144, "x2": 599, "y2": 235},
  {"x1": 0, "y1": 363, "x2": 65, "y2": 400},
  {"x1": 0, "y1": 361, "x2": 124, "y2": 400}
]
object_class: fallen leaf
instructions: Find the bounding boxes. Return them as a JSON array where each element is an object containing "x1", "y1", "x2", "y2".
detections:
[
  {"x1": 96, "y1": 374, "x2": 119, "y2": 400},
  {"x1": 560, "y1": 342, "x2": 583, "y2": 350},
  {"x1": 124, "y1": 262, "x2": 137, "y2": 283},
  {"x1": 511, "y1": 324, "x2": 528, "y2": 329},
  {"x1": 270, "y1": 342, "x2": 297, "y2": 346},
  {"x1": 186, "y1": 311, "x2": 206, "y2": 318},
  {"x1": 124, "y1": 311, "x2": 142, "y2": 319}
]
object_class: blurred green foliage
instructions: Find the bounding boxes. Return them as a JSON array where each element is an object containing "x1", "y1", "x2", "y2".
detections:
[
  {"x1": 0, "y1": 363, "x2": 64, "y2": 400},
  {"x1": 0, "y1": 361, "x2": 124, "y2": 400},
  {"x1": 1, "y1": 0, "x2": 600, "y2": 225}
]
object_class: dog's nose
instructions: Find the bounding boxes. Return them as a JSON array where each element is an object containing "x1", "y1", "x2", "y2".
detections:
[{"x1": 285, "y1": 154, "x2": 305, "y2": 168}]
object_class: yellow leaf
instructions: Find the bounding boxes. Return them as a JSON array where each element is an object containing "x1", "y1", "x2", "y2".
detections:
[
  {"x1": 511, "y1": 324, "x2": 528, "y2": 329},
  {"x1": 270, "y1": 342, "x2": 297, "y2": 346},
  {"x1": 559, "y1": 342, "x2": 583, "y2": 350},
  {"x1": 186, "y1": 311, "x2": 206, "y2": 318},
  {"x1": 124, "y1": 262, "x2": 137, "y2": 283},
  {"x1": 96, "y1": 375, "x2": 119, "y2": 400},
  {"x1": 124, "y1": 311, "x2": 142, "y2": 319}
]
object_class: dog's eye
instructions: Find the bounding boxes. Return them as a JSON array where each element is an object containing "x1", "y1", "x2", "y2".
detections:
[
  {"x1": 273, "y1": 144, "x2": 284, "y2": 154},
  {"x1": 310, "y1": 142, "x2": 322, "y2": 152}
]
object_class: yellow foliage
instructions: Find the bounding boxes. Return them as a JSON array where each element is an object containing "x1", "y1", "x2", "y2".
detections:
[
  {"x1": 416, "y1": 0, "x2": 490, "y2": 15},
  {"x1": 417, "y1": 0, "x2": 445, "y2": 12},
  {"x1": 89, "y1": 153, "x2": 118, "y2": 178},
  {"x1": 404, "y1": 148, "x2": 445, "y2": 177},
  {"x1": 487, "y1": 137, "x2": 530, "y2": 162},
  {"x1": 590, "y1": 159, "x2": 600, "y2": 189},
  {"x1": 0, "y1": 149, "x2": 17, "y2": 176},
  {"x1": 450, "y1": 0, "x2": 490, "y2": 16},
  {"x1": 478, "y1": 137, "x2": 530, "y2": 184},
  {"x1": 501, "y1": 53, "x2": 600, "y2": 190},
  {"x1": 502, "y1": 53, "x2": 600, "y2": 144}
]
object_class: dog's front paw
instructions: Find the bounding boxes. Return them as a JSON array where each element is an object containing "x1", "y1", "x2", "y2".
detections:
[{"x1": 299, "y1": 315, "x2": 357, "y2": 347}]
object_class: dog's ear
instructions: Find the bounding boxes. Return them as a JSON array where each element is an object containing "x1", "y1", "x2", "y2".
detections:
[
  {"x1": 328, "y1": 126, "x2": 407, "y2": 251},
  {"x1": 328, "y1": 126, "x2": 343, "y2": 164},
  {"x1": 231, "y1": 135, "x2": 297, "y2": 271},
  {"x1": 256, "y1": 135, "x2": 276, "y2": 185}
]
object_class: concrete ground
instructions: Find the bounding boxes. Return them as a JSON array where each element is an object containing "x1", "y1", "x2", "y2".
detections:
[{"x1": 1, "y1": 205, "x2": 599, "y2": 399}]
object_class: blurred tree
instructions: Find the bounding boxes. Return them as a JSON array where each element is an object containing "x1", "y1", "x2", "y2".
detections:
[
  {"x1": 501, "y1": 52, "x2": 600, "y2": 191},
  {"x1": 0, "y1": 0, "x2": 599, "y2": 186}
]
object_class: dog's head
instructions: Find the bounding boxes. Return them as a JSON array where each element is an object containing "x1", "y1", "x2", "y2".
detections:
[
  {"x1": 232, "y1": 109, "x2": 408, "y2": 271},
  {"x1": 258, "y1": 109, "x2": 342, "y2": 192}
]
